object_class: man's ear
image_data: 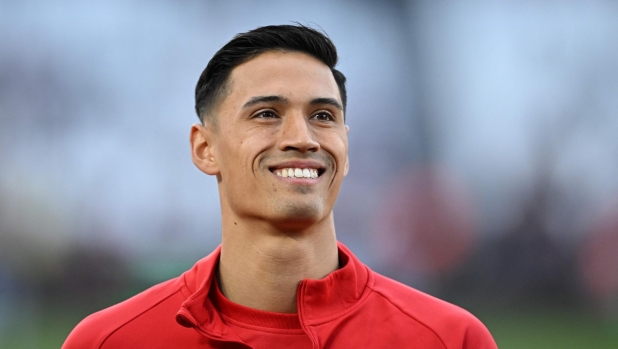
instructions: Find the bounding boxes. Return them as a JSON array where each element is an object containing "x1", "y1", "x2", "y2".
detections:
[
  {"x1": 344, "y1": 124, "x2": 350, "y2": 176},
  {"x1": 190, "y1": 123, "x2": 220, "y2": 175}
]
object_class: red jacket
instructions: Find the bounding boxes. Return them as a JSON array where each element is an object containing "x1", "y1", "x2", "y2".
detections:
[{"x1": 63, "y1": 242, "x2": 497, "y2": 348}]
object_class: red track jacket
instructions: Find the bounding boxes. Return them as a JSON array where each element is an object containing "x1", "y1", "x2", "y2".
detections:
[{"x1": 63, "y1": 243, "x2": 497, "y2": 348}]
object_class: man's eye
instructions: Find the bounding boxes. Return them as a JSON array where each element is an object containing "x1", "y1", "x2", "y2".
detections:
[
  {"x1": 313, "y1": 112, "x2": 334, "y2": 121},
  {"x1": 254, "y1": 110, "x2": 277, "y2": 118}
]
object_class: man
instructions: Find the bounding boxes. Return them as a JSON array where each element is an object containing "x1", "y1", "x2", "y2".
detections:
[{"x1": 63, "y1": 24, "x2": 497, "y2": 348}]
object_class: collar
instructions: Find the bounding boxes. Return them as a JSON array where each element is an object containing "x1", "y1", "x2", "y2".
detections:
[{"x1": 175, "y1": 242, "x2": 372, "y2": 340}]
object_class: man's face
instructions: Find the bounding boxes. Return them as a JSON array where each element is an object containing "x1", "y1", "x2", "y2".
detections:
[{"x1": 199, "y1": 51, "x2": 349, "y2": 230}]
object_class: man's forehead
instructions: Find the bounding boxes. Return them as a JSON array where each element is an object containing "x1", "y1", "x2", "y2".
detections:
[{"x1": 226, "y1": 51, "x2": 341, "y2": 105}]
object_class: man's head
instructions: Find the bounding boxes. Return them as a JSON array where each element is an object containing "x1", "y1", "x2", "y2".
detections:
[
  {"x1": 194, "y1": 24, "x2": 347, "y2": 125},
  {"x1": 190, "y1": 24, "x2": 349, "y2": 231}
]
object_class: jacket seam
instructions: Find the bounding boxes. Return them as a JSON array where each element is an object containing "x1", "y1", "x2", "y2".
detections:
[
  {"x1": 304, "y1": 266, "x2": 375, "y2": 326},
  {"x1": 98, "y1": 287, "x2": 185, "y2": 348},
  {"x1": 369, "y1": 287, "x2": 449, "y2": 349},
  {"x1": 304, "y1": 284, "x2": 372, "y2": 326},
  {"x1": 180, "y1": 271, "x2": 193, "y2": 299}
]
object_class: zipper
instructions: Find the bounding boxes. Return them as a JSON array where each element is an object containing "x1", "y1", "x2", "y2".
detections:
[{"x1": 297, "y1": 280, "x2": 319, "y2": 349}]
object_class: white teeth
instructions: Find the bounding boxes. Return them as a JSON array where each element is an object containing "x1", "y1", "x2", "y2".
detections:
[{"x1": 276, "y1": 168, "x2": 320, "y2": 179}]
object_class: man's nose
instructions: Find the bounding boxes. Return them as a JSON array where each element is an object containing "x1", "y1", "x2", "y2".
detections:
[{"x1": 278, "y1": 113, "x2": 320, "y2": 152}]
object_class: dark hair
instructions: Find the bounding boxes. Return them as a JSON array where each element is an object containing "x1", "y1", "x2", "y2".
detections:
[{"x1": 195, "y1": 24, "x2": 347, "y2": 123}]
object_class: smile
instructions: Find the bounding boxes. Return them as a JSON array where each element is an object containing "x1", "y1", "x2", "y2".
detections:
[{"x1": 274, "y1": 168, "x2": 319, "y2": 179}]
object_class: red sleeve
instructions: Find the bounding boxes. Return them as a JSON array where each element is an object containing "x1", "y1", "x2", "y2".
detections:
[
  {"x1": 61, "y1": 313, "x2": 108, "y2": 349},
  {"x1": 462, "y1": 315, "x2": 498, "y2": 349}
]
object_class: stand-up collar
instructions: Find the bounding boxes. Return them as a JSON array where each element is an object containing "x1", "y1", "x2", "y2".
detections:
[
  {"x1": 175, "y1": 242, "x2": 372, "y2": 339},
  {"x1": 298, "y1": 242, "x2": 371, "y2": 324}
]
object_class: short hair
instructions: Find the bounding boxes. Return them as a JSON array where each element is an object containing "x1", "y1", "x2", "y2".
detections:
[{"x1": 195, "y1": 24, "x2": 347, "y2": 124}]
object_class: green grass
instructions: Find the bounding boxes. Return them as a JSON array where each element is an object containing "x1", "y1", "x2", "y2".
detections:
[
  {"x1": 0, "y1": 308, "x2": 88, "y2": 349},
  {"x1": 481, "y1": 308, "x2": 618, "y2": 349}
]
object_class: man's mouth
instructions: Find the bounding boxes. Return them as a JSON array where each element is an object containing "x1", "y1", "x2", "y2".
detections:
[
  {"x1": 274, "y1": 168, "x2": 319, "y2": 179},
  {"x1": 268, "y1": 160, "x2": 326, "y2": 180}
]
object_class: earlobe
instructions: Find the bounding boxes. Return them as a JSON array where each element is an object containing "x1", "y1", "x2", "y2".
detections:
[{"x1": 190, "y1": 124, "x2": 220, "y2": 175}]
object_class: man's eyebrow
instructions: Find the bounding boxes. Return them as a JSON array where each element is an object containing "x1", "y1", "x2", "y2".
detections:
[
  {"x1": 310, "y1": 97, "x2": 343, "y2": 111},
  {"x1": 242, "y1": 95, "x2": 289, "y2": 109}
]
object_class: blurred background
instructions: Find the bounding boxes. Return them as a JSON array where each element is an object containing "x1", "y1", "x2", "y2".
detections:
[{"x1": 1, "y1": 0, "x2": 618, "y2": 347}]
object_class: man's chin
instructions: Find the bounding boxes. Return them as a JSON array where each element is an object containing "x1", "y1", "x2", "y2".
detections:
[{"x1": 269, "y1": 201, "x2": 324, "y2": 231}]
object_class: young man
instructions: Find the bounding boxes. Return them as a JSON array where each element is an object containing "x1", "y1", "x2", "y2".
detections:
[{"x1": 63, "y1": 24, "x2": 497, "y2": 349}]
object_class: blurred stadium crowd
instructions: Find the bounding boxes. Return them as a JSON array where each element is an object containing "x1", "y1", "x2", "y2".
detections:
[{"x1": 1, "y1": 0, "x2": 618, "y2": 346}]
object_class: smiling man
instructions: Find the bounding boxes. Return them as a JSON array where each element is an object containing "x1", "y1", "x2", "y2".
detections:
[{"x1": 63, "y1": 24, "x2": 497, "y2": 349}]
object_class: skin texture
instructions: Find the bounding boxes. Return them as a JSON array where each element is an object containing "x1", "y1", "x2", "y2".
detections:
[{"x1": 190, "y1": 51, "x2": 349, "y2": 313}]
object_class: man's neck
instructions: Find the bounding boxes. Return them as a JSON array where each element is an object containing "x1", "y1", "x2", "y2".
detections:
[{"x1": 217, "y1": 216, "x2": 339, "y2": 313}]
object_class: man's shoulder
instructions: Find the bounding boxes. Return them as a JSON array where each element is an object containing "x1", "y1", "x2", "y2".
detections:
[
  {"x1": 62, "y1": 276, "x2": 187, "y2": 349},
  {"x1": 368, "y1": 271, "x2": 497, "y2": 348}
]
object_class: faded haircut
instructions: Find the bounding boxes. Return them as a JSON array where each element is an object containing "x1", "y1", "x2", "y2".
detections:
[{"x1": 194, "y1": 24, "x2": 347, "y2": 124}]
